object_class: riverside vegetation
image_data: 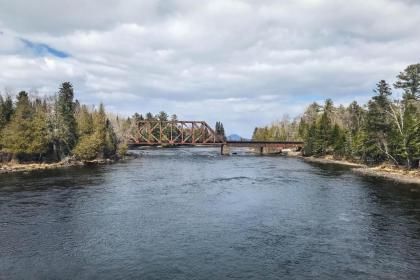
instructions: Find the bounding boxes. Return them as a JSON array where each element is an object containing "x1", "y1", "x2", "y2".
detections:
[
  {"x1": 0, "y1": 82, "x2": 122, "y2": 168},
  {"x1": 253, "y1": 63, "x2": 420, "y2": 178},
  {"x1": 0, "y1": 82, "x2": 180, "y2": 172},
  {"x1": 0, "y1": 82, "x2": 226, "y2": 173}
]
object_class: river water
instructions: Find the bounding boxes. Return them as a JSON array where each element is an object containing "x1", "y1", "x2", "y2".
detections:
[{"x1": 1, "y1": 148, "x2": 420, "y2": 279}]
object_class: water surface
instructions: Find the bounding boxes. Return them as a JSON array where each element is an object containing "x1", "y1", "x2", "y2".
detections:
[{"x1": 1, "y1": 148, "x2": 420, "y2": 279}]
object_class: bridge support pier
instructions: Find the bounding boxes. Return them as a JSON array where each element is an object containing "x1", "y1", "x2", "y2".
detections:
[{"x1": 221, "y1": 144, "x2": 230, "y2": 155}]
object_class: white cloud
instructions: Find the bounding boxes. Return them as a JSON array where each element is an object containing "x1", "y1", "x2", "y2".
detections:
[{"x1": 0, "y1": 0, "x2": 420, "y2": 136}]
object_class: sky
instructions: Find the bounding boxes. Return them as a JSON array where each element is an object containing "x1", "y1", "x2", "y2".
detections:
[{"x1": 0, "y1": 0, "x2": 420, "y2": 137}]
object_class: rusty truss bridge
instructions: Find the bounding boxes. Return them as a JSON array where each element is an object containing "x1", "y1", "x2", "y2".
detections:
[{"x1": 129, "y1": 120, "x2": 303, "y2": 155}]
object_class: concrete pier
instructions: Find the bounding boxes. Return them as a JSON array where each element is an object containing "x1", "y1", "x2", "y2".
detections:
[{"x1": 221, "y1": 144, "x2": 230, "y2": 155}]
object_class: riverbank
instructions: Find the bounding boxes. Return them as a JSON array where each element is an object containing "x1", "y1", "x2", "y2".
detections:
[
  {"x1": 301, "y1": 155, "x2": 364, "y2": 167},
  {"x1": 0, "y1": 159, "x2": 100, "y2": 174},
  {"x1": 298, "y1": 155, "x2": 420, "y2": 185},
  {"x1": 0, "y1": 153, "x2": 139, "y2": 174},
  {"x1": 353, "y1": 166, "x2": 420, "y2": 185}
]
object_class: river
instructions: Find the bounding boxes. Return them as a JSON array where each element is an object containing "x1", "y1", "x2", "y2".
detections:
[{"x1": 1, "y1": 148, "x2": 420, "y2": 279}]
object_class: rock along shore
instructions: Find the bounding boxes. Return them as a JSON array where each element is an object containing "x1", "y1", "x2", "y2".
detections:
[
  {"x1": 0, "y1": 153, "x2": 139, "y2": 175},
  {"x1": 298, "y1": 155, "x2": 420, "y2": 185}
]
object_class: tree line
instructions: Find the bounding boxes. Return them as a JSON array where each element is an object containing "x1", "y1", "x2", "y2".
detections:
[
  {"x1": 0, "y1": 83, "x2": 228, "y2": 164},
  {"x1": 253, "y1": 63, "x2": 420, "y2": 169},
  {"x1": 0, "y1": 82, "x2": 120, "y2": 163}
]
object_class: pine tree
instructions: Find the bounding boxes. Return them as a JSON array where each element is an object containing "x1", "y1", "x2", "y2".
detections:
[
  {"x1": 394, "y1": 64, "x2": 420, "y2": 100},
  {"x1": 0, "y1": 94, "x2": 14, "y2": 131},
  {"x1": 219, "y1": 122, "x2": 226, "y2": 140},
  {"x1": 252, "y1": 127, "x2": 258, "y2": 140},
  {"x1": 1, "y1": 91, "x2": 34, "y2": 161},
  {"x1": 315, "y1": 99, "x2": 334, "y2": 156},
  {"x1": 215, "y1": 121, "x2": 226, "y2": 140},
  {"x1": 73, "y1": 103, "x2": 117, "y2": 160},
  {"x1": 54, "y1": 82, "x2": 77, "y2": 159},
  {"x1": 157, "y1": 111, "x2": 168, "y2": 121},
  {"x1": 303, "y1": 121, "x2": 317, "y2": 156},
  {"x1": 145, "y1": 112, "x2": 154, "y2": 120},
  {"x1": 29, "y1": 100, "x2": 51, "y2": 159},
  {"x1": 76, "y1": 105, "x2": 94, "y2": 138},
  {"x1": 331, "y1": 124, "x2": 346, "y2": 158},
  {"x1": 393, "y1": 65, "x2": 420, "y2": 167},
  {"x1": 170, "y1": 114, "x2": 178, "y2": 121},
  {"x1": 364, "y1": 80, "x2": 394, "y2": 164},
  {"x1": 0, "y1": 95, "x2": 5, "y2": 130}
]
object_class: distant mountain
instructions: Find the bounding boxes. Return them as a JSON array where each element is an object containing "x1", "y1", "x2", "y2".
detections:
[{"x1": 227, "y1": 134, "x2": 249, "y2": 141}]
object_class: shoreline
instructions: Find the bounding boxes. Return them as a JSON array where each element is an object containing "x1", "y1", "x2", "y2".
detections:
[
  {"x1": 0, "y1": 160, "x2": 107, "y2": 174},
  {"x1": 2, "y1": 151, "x2": 419, "y2": 185},
  {"x1": 0, "y1": 153, "x2": 139, "y2": 175},
  {"x1": 300, "y1": 156, "x2": 364, "y2": 167},
  {"x1": 297, "y1": 155, "x2": 420, "y2": 185}
]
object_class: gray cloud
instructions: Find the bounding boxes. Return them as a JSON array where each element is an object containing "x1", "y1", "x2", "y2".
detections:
[{"x1": 1, "y1": 0, "x2": 420, "y2": 136}]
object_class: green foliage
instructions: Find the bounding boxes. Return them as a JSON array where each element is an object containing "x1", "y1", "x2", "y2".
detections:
[
  {"x1": 0, "y1": 83, "x2": 120, "y2": 163},
  {"x1": 54, "y1": 82, "x2": 78, "y2": 158},
  {"x1": 394, "y1": 63, "x2": 420, "y2": 100},
  {"x1": 30, "y1": 101, "x2": 51, "y2": 156},
  {"x1": 76, "y1": 105, "x2": 94, "y2": 138},
  {"x1": 0, "y1": 94, "x2": 14, "y2": 132},
  {"x1": 215, "y1": 121, "x2": 226, "y2": 140},
  {"x1": 253, "y1": 116, "x2": 301, "y2": 142},
  {"x1": 157, "y1": 111, "x2": 168, "y2": 121},
  {"x1": 117, "y1": 142, "x2": 128, "y2": 158},
  {"x1": 1, "y1": 92, "x2": 44, "y2": 161},
  {"x1": 295, "y1": 65, "x2": 420, "y2": 168},
  {"x1": 73, "y1": 103, "x2": 117, "y2": 161},
  {"x1": 72, "y1": 134, "x2": 102, "y2": 161},
  {"x1": 1, "y1": 92, "x2": 32, "y2": 154}
]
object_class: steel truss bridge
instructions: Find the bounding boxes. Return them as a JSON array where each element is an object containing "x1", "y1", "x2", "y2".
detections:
[{"x1": 129, "y1": 120, "x2": 303, "y2": 155}]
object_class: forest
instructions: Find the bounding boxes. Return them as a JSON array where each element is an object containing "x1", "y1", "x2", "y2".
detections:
[
  {"x1": 0, "y1": 82, "x2": 227, "y2": 164},
  {"x1": 0, "y1": 82, "x2": 179, "y2": 163},
  {"x1": 253, "y1": 64, "x2": 420, "y2": 169}
]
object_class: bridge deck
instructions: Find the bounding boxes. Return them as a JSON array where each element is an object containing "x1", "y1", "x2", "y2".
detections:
[
  {"x1": 129, "y1": 141, "x2": 303, "y2": 147},
  {"x1": 224, "y1": 141, "x2": 303, "y2": 147}
]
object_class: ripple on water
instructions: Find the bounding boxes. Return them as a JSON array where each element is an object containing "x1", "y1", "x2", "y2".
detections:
[{"x1": 0, "y1": 149, "x2": 420, "y2": 279}]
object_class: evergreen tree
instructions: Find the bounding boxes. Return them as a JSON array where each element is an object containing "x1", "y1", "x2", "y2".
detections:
[
  {"x1": 303, "y1": 121, "x2": 317, "y2": 156},
  {"x1": 145, "y1": 112, "x2": 154, "y2": 120},
  {"x1": 393, "y1": 65, "x2": 420, "y2": 167},
  {"x1": 73, "y1": 103, "x2": 117, "y2": 160},
  {"x1": 133, "y1": 113, "x2": 144, "y2": 122},
  {"x1": 364, "y1": 80, "x2": 394, "y2": 163},
  {"x1": 315, "y1": 99, "x2": 334, "y2": 156},
  {"x1": 157, "y1": 111, "x2": 168, "y2": 121},
  {"x1": 252, "y1": 127, "x2": 258, "y2": 140},
  {"x1": 1, "y1": 91, "x2": 34, "y2": 161},
  {"x1": 394, "y1": 63, "x2": 420, "y2": 100},
  {"x1": 54, "y1": 82, "x2": 77, "y2": 158},
  {"x1": 0, "y1": 94, "x2": 14, "y2": 132},
  {"x1": 331, "y1": 124, "x2": 346, "y2": 157},
  {"x1": 215, "y1": 121, "x2": 226, "y2": 140},
  {"x1": 76, "y1": 105, "x2": 94, "y2": 138},
  {"x1": 0, "y1": 95, "x2": 6, "y2": 133},
  {"x1": 29, "y1": 100, "x2": 51, "y2": 159}
]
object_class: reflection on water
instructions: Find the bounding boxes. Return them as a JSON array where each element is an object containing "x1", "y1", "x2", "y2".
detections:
[{"x1": 1, "y1": 148, "x2": 420, "y2": 279}]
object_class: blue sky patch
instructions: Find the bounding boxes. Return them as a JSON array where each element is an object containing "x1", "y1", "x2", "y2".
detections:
[{"x1": 21, "y1": 38, "x2": 70, "y2": 58}]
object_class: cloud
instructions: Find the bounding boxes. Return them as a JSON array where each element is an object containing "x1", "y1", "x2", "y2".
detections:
[{"x1": 0, "y1": 0, "x2": 420, "y2": 136}]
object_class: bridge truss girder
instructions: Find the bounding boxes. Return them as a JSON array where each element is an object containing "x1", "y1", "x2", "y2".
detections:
[{"x1": 131, "y1": 120, "x2": 223, "y2": 146}]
